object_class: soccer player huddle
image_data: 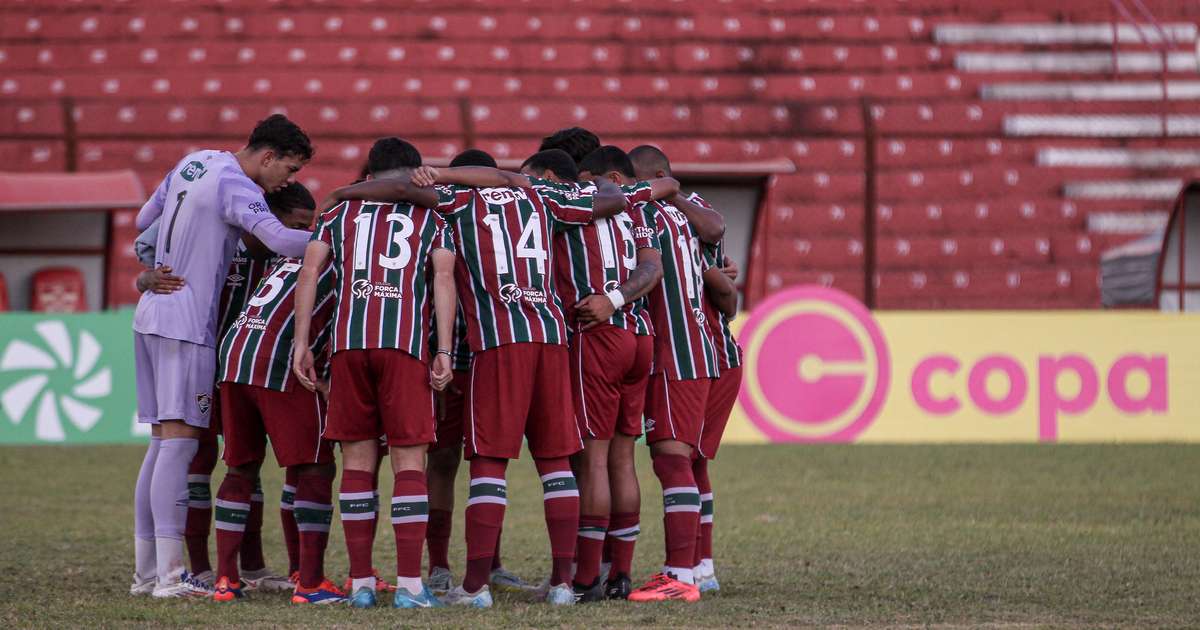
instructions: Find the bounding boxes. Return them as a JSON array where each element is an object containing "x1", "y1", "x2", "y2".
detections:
[{"x1": 128, "y1": 114, "x2": 743, "y2": 610}]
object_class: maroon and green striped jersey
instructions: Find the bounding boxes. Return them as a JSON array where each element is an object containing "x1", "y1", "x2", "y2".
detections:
[
  {"x1": 217, "y1": 257, "x2": 336, "y2": 391},
  {"x1": 217, "y1": 243, "x2": 274, "y2": 336},
  {"x1": 314, "y1": 199, "x2": 455, "y2": 359},
  {"x1": 434, "y1": 178, "x2": 597, "y2": 352},
  {"x1": 430, "y1": 305, "x2": 472, "y2": 372},
  {"x1": 552, "y1": 182, "x2": 657, "y2": 335},
  {"x1": 691, "y1": 192, "x2": 742, "y2": 371},
  {"x1": 638, "y1": 199, "x2": 720, "y2": 381}
]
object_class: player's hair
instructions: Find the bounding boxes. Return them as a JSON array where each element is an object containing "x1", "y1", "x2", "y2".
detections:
[
  {"x1": 629, "y1": 144, "x2": 672, "y2": 178},
  {"x1": 539, "y1": 127, "x2": 601, "y2": 166},
  {"x1": 521, "y1": 149, "x2": 579, "y2": 182},
  {"x1": 265, "y1": 181, "x2": 316, "y2": 216},
  {"x1": 246, "y1": 114, "x2": 313, "y2": 161},
  {"x1": 579, "y1": 145, "x2": 635, "y2": 179},
  {"x1": 367, "y1": 137, "x2": 422, "y2": 175},
  {"x1": 450, "y1": 148, "x2": 497, "y2": 168}
]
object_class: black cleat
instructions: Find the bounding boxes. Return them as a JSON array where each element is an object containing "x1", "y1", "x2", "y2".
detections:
[
  {"x1": 604, "y1": 573, "x2": 632, "y2": 600},
  {"x1": 573, "y1": 578, "x2": 605, "y2": 603}
]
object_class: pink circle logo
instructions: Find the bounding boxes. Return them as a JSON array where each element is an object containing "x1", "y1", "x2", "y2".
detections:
[{"x1": 738, "y1": 286, "x2": 890, "y2": 442}]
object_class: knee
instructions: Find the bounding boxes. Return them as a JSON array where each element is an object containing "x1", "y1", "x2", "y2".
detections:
[
  {"x1": 427, "y1": 448, "x2": 460, "y2": 478},
  {"x1": 292, "y1": 463, "x2": 335, "y2": 479}
]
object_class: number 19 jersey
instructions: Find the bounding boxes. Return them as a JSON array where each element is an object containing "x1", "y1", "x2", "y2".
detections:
[
  {"x1": 638, "y1": 200, "x2": 720, "y2": 381},
  {"x1": 435, "y1": 180, "x2": 596, "y2": 352},
  {"x1": 313, "y1": 199, "x2": 456, "y2": 360}
]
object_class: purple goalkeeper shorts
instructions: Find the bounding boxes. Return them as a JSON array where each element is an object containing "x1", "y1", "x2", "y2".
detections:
[{"x1": 134, "y1": 332, "x2": 215, "y2": 429}]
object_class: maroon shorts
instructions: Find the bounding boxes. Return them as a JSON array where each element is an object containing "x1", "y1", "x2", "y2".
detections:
[
  {"x1": 327, "y1": 349, "x2": 435, "y2": 447},
  {"x1": 644, "y1": 373, "x2": 714, "y2": 448},
  {"x1": 219, "y1": 382, "x2": 333, "y2": 468},
  {"x1": 433, "y1": 369, "x2": 470, "y2": 451},
  {"x1": 466, "y1": 343, "x2": 582, "y2": 460},
  {"x1": 570, "y1": 326, "x2": 653, "y2": 441},
  {"x1": 698, "y1": 366, "x2": 742, "y2": 459}
]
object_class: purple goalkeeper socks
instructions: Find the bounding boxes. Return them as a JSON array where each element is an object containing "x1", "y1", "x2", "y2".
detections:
[
  {"x1": 151, "y1": 437, "x2": 198, "y2": 583},
  {"x1": 134, "y1": 437, "x2": 162, "y2": 580}
]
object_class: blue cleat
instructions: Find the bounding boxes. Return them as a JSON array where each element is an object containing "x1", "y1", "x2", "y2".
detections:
[
  {"x1": 697, "y1": 574, "x2": 720, "y2": 593},
  {"x1": 546, "y1": 583, "x2": 576, "y2": 606},
  {"x1": 443, "y1": 584, "x2": 493, "y2": 608},
  {"x1": 348, "y1": 586, "x2": 377, "y2": 608},
  {"x1": 393, "y1": 584, "x2": 444, "y2": 609},
  {"x1": 292, "y1": 579, "x2": 347, "y2": 605}
]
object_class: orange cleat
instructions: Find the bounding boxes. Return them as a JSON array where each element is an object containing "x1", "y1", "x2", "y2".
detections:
[
  {"x1": 292, "y1": 578, "x2": 348, "y2": 605},
  {"x1": 211, "y1": 576, "x2": 245, "y2": 602},
  {"x1": 342, "y1": 568, "x2": 394, "y2": 594},
  {"x1": 627, "y1": 573, "x2": 701, "y2": 603}
]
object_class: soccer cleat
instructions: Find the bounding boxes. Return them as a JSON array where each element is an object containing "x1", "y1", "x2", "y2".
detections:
[
  {"x1": 343, "y1": 568, "x2": 393, "y2": 594},
  {"x1": 427, "y1": 566, "x2": 453, "y2": 594},
  {"x1": 347, "y1": 586, "x2": 377, "y2": 609},
  {"x1": 546, "y1": 583, "x2": 576, "y2": 606},
  {"x1": 572, "y1": 578, "x2": 605, "y2": 603},
  {"x1": 184, "y1": 570, "x2": 215, "y2": 595},
  {"x1": 241, "y1": 567, "x2": 293, "y2": 592},
  {"x1": 443, "y1": 584, "x2": 493, "y2": 608},
  {"x1": 696, "y1": 573, "x2": 720, "y2": 593},
  {"x1": 211, "y1": 576, "x2": 245, "y2": 602},
  {"x1": 605, "y1": 573, "x2": 632, "y2": 600},
  {"x1": 291, "y1": 579, "x2": 347, "y2": 605},
  {"x1": 489, "y1": 566, "x2": 533, "y2": 592},
  {"x1": 393, "y1": 584, "x2": 444, "y2": 609},
  {"x1": 130, "y1": 573, "x2": 156, "y2": 596},
  {"x1": 152, "y1": 580, "x2": 202, "y2": 599},
  {"x1": 627, "y1": 573, "x2": 701, "y2": 603}
]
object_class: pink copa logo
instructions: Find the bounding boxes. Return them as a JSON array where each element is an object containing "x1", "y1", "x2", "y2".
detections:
[{"x1": 738, "y1": 286, "x2": 890, "y2": 442}]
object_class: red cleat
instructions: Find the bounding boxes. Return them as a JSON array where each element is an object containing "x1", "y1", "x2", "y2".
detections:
[{"x1": 627, "y1": 573, "x2": 700, "y2": 603}]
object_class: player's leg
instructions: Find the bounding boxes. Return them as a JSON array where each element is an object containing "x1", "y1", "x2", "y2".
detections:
[
  {"x1": 280, "y1": 467, "x2": 300, "y2": 577},
  {"x1": 628, "y1": 375, "x2": 709, "y2": 603},
  {"x1": 146, "y1": 335, "x2": 212, "y2": 598},
  {"x1": 445, "y1": 344, "x2": 535, "y2": 608},
  {"x1": 131, "y1": 333, "x2": 160, "y2": 595},
  {"x1": 183, "y1": 423, "x2": 218, "y2": 588},
  {"x1": 323, "y1": 350, "x2": 385, "y2": 607},
  {"x1": 528, "y1": 343, "x2": 584, "y2": 606},
  {"x1": 693, "y1": 365, "x2": 741, "y2": 593},
  {"x1": 425, "y1": 369, "x2": 467, "y2": 592},
  {"x1": 574, "y1": 438, "x2": 611, "y2": 596},
  {"x1": 211, "y1": 383, "x2": 267, "y2": 602},
  {"x1": 605, "y1": 331, "x2": 653, "y2": 599}
]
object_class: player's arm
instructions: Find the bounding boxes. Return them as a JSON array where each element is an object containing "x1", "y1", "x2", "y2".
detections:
[
  {"x1": 135, "y1": 170, "x2": 170, "y2": 230},
  {"x1": 576, "y1": 247, "x2": 663, "y2": 330},
  {"x1": 673, "y1": 193, "x2": 725, "y2": 245},
  {"x1": 646, "y1": 177, "x2": 681, "y2": 202},
  {"x1": 417, "y1": 166, "x2": 531, "y2": 189},
  {"x1": 223, "y1": 177, "x2": 310, "y2": 257},
  {"x1": 590, "y1": 178, "x2": 627, "y2": 218},
  {"x1": 132, "y1": 218, "x2": 185, "y2": 294},
  {"x1": 292, "y1": 240, "x2": 331, "y2": 392},
  {"x1": 429, "y1": 248, "x2": 457, "y2": 392},
  {"x1": 321, "y1": 173, "x2": 439, "y2": 209},
  {"x1": 703, "y1": 265, "x2": 739, "y2": 318}
]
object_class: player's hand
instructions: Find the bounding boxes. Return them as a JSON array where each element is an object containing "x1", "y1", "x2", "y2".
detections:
[
  {"x1": 575, "y1": 294, "x2": 618, "y2": 331},
  {"x1": 430, "y1": 353, "x2": 452, "y2": 391},
  {"x1": 721, "y1": 256, "x2": 739, "y2": 282},
  {"x1": 412, "y1": 165, "x2": 439, "y2": 188},
  {"x1": 136, "y1": 266, "x2": 185, "y2": 294},
  {"x1": 292, "y1": 344, "x2": 318, "y2": 392},
  {"x1": 315, "y1": 379, "x2": 330, "y2": 399}
]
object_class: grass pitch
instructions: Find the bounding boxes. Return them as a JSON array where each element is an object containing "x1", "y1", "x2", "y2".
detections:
[{"x1": 0, "y1": 444, "x2": 1197, "y2": 628}]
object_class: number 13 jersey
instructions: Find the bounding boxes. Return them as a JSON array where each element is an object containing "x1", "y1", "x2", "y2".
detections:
[{"x1": 313, "y1": 199, "x2": 456, "y2": 359}]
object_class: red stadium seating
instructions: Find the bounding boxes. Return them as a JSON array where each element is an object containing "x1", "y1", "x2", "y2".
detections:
[
  {"x1": 30, "y1": 267, "x2": 87, "y2": 313},
  {"x1": 0, "y1": 271, "x2": 9, "y2": 312}
]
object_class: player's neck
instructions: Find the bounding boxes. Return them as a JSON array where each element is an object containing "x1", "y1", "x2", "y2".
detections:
[{"x1": 233, "y1": 148, "x2": 258, "y2": 182}]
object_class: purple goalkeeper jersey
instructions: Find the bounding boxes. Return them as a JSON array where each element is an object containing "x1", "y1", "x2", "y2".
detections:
[{"x1": 133, "y1": 150, "x2": 308, "y2": 347}]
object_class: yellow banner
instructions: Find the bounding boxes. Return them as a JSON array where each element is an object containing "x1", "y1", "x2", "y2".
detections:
[{"x1": 724, "y1": 287, "x2": 1200, "y2": 443}]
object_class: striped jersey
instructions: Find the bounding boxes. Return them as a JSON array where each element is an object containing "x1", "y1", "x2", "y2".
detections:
[
  {"x1": 217, "y1": 257, "x2": 336, "y2": 391},
  {"x1": 216, "y1": 243, "x2": 274, "y2": 337},
  {"x1": 430, "y1": 305, "x2": 473, "y2": 372},
  {"x1": 552, "y1": 181, "x2": 657, "y2": 334},
  {"x1": 434, "y1": 178, "x2": 596, "y2": 352},
  {"x1": 690, "y1": 192, "x2": 742, "y2": 371},
  {"x1": 314, "y1": 199, "x2": 455, "y2": 359},
  {"x1": 638, "y1": 199, "x2": 720, "y2": 381}
]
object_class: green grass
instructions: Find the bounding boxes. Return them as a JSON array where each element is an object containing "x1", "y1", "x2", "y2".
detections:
[{"x1": 1, "y1": 444, "x2": 1198, "y2": 628}]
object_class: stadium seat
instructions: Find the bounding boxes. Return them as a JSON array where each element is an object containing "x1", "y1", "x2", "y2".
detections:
[
  {"x1": 0, "y1": 272, "x2": 9, "y2": 312},
  {"x1": 30, "y1": 267, "x2": 87, "y2": 313}
]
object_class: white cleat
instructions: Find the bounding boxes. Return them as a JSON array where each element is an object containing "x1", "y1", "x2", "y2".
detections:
[
  {"x1": 696, "y1": 571, "x2": 720, "y2": 593},
  {"x1": 489, "y1": 566, "x2": 533, "y2": 592},
  {"x1": 443, "y1": 584, "x2": 493, "y2": 608},
  {"x1": 241, "y1": 567, "x2": 293, "y2": 592},
  {"x1": 152, "y1": 579, "x2": 201, "y2": 599},
  {"x1": 427, "y1": 566, "x2": 454, "y2": 595},
  {"x1": 130, "y1": 573, "x2": 156, "y2": 596},
  {"x1": 545, "y1": 583, "x2": 576, "y2": 606},
  {"x1": 184, "y1": 570, "x2": 215, "y2": 595}
]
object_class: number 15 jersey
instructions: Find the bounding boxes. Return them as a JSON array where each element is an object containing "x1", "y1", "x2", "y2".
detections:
[
  {"x1": 313, "y1": 199, "x2": 455, "y2": 360},
  {"x1": 435, "y1": 180, "x2": 597, "y2": 352}
]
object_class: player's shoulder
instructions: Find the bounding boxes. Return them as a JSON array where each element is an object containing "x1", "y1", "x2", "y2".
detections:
[{"x1": 686, "y1": 190, "x2": 712, "y2": 209}]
